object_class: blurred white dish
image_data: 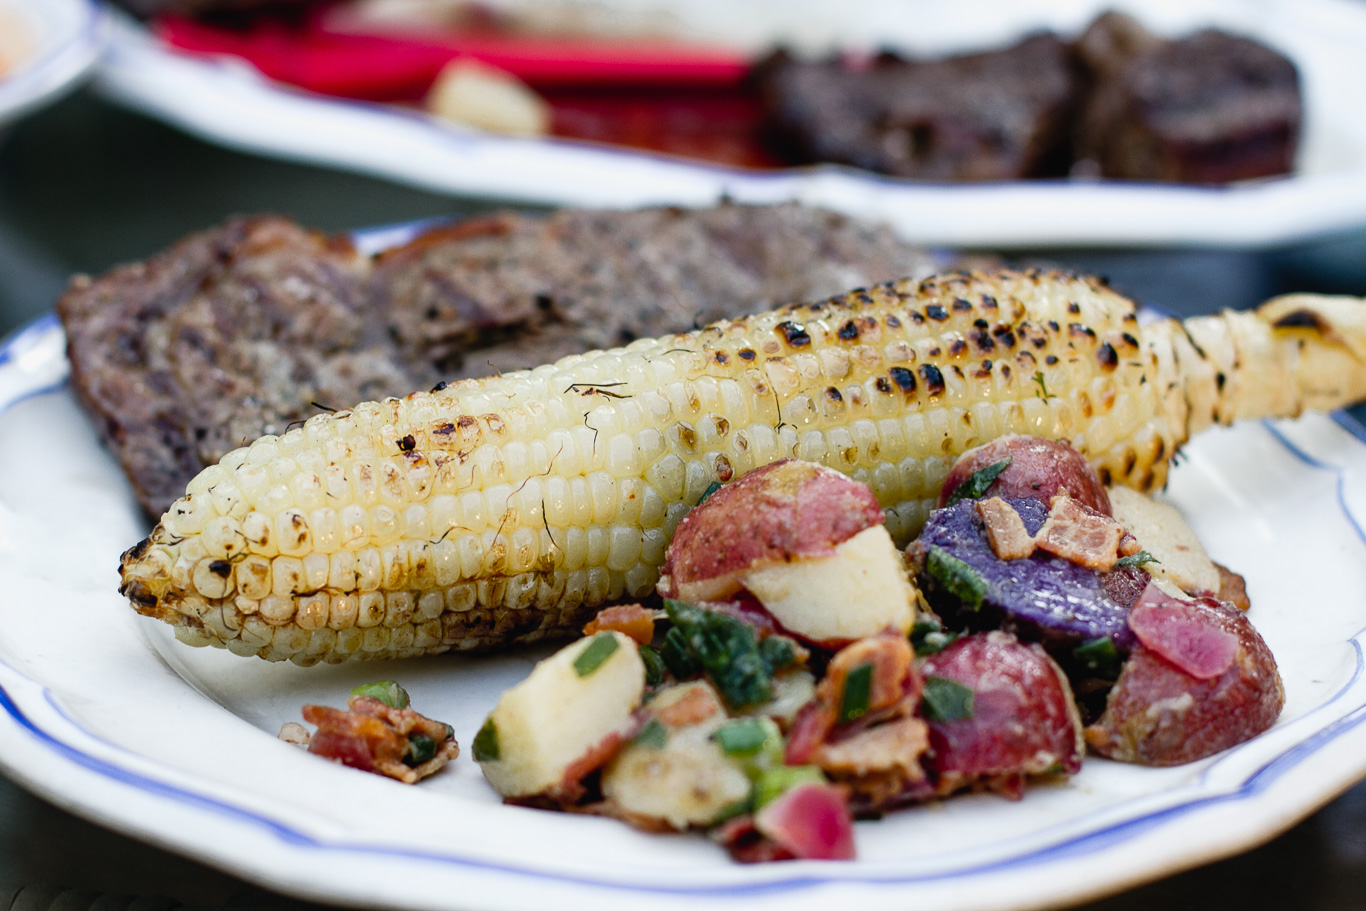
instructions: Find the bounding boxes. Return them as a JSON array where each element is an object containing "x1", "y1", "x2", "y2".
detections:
[
  {"x1": 92, "y1": 0, "x2": 1366, "y2": 247},
  {"x1": 0, "y1": 0, "x2": 104, "y2": 128}
]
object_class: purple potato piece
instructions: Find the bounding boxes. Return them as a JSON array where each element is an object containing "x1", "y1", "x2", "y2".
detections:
[
  {"x1": 921, "y1": 631, "x2": 1084, "y2": 797},
  {"x1": 912, "y1": 497, "x2": 1137, "y2": 657},
  {"x1": 1085, "y1": 593, "x2": 1284, "y2": 766}
]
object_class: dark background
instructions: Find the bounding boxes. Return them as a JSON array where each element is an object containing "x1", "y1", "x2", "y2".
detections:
[{"x1": 3, "y1": 87, "x2": 1366, "y2": 911}]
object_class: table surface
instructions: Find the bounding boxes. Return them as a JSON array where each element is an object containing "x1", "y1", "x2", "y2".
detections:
[{"x1": 4, "y1": 87, "x2": 1366, "y2": 911}]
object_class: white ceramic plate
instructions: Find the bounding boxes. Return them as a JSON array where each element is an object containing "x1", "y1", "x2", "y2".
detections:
[
  {"x1": 91, "y1": 0, "x2": 1366, "y2": 248},
  {"x1": 0, "y1": 0, "x2": 104, "y2": 128},
  {"x1": 3, "y1": 294, "x2": 1366, "y2": 909}
]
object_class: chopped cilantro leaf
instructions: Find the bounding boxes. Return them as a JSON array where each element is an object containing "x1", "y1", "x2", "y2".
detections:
[
  {"x1": 945, "y1": 458, "x2": 1012, "y2": 506},
  {"x1": 1115, "y1": 550, "x2": 1160, "y2": 569},
  {"x1": 663, "y1": 600, "x2": 773, "y2": 710},
  {"x1": 633, "y1": 718, "x2": 668, "y2": 750},
  {"x1": 922, "y1": 675, "x2": 975, "y2": 722},
  {"x1": 760, "y1": 635, "x2": 798, "y2": 672},
  {"x1": 910, "y1": 616, "x2": 958, "y2": 656},
  {"x1": 1073, "y1": 636, "x2": 1123, "y2": 680},
  {"x1": 926, "y1": 546, "x2": 988, "y2": 612},
  {"x1": 350, "y1": 680, "x2": 411, "y2": 709},
  {"x1": 838, "y1": 662, "x2": 874, "y2": 724},
  {"x1": 403, "y1": 733, "x2": 437, "y2": 767},
  {"x1": 573, "y1": 633, "x2": 620, "y2": 677},
  {"x1": 660, "y1": 626, "x2": 700, "y2": 679},
  {"x1": 472, "y1": 717, "x2": 500, "y2": 762},
  {"x1": 697, "y1": 481, "x2": 724, "y2": 505}
]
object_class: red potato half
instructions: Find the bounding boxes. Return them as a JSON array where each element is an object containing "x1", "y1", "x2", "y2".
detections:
[
  {"x1": 939, "y1": 435, "x2": 1111, "y2": 515},
  {"x1": 659, "y1": 459, "x2": 916, "y2": 644}
]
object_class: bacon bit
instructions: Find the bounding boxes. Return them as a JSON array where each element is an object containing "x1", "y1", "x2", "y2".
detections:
[
  {"x1": 583, "y1": 603, "x2": 655, "y2": 644},
  {"x1": 298, "y1": 695, "x2": 459, "y2": 784},
  {"x1": 1118, "y1": 532, "x2": 1144, "y2": 558},
  {"x1": 547, "y1": 730, "x2": 628, "y2": 804},
  {"x1": 785, "y1": 632, "x2": 917, "y2": 765},
  {"x1": 710, "y1": 816, "x2": 795, "y2": 864},
  {"x1": 652, "y1": 684, "x2": 723, "y2": 728},
  {"x1": 1035, "y1": 495, "x2": 1127, "y2": 570},
  {"x1": 813, "y1": 716, "x2": 929, "y2": 780},
  {"x1": 976, "y1": 497, "x2": 1035, "y2": 560},
  {"x1": 1214, "y1": 563, "x2": 1251, "y2": 611},
  {"x1": 1127, "y1": 582, "x2": 1239, "y2": 680}
]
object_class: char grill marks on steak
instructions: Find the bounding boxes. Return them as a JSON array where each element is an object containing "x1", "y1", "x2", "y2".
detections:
[{"x1": 59, "y1": 204, "x2": 936, "y2": 516}]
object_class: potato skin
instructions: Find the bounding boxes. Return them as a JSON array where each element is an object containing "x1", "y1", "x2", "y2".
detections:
[
  {"x1": 659, "y1": 459, "x2": 884, "y2": 595},
  {"x1": 1084, "y1": 595, "x2": 1283, "y2": 766},
  {"x1": 939, "y1": 435, "x2": 1111, "y2": 515}
]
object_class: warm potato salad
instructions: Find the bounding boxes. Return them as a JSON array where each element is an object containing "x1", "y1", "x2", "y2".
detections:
[{"x1": 471, "y1": 441, "x2": 1284, "y2": 861}]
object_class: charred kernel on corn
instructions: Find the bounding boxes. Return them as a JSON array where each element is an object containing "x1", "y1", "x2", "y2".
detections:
[{"x1": 120, "y1": 271, "x2": 1366, "y2": 664}]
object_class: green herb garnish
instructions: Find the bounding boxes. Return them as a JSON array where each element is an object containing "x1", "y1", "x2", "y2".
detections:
[
  {"x1": 752, "y1": 765, "x2": 827, "y2": 810},
  {"x1": 633, "y1": 718, "x2": 668, "y2": 750},
  {"x1": 404, "y1": 733, "x2": 437, "y2": 767},
  {"x1": 660, "y1": 626, "x2": 700, "y2": 679},
  {"x1": 472, "y1": 717, "x2": 500, "y2": 762},
  {"x1": 910, "y1": 617, "x2": 958, "y2": 656},
  {"x1": 573, "y1": 633, "x2": 620, "y2": 677},
  {"x1": 663, "y1": 600, "x2": 773, "y2": 710},
  {"x1": 921, "y1": 675, "x2": 975, "y2": 722},
  {"x1": 1115, "y1": 550, "x2": 1160, "y2": 569},
  {"x1": 639, "y1": 645, "x2": 668, "y2": 687},
  {"x1": 697, "y1": 481, "x2": 724, "y2": 505},
  {"x1": 1032, "y1": 371, "x2": 1056, "y2": 401},
  {"x1": 945, "y1": 458, "x2": 1012, "y2": 506},
  {"x1": 759, "y1": 635, "x2": 798, "y2": 672},
  {"x1": 713, "y1": 718, "x2": 770, "y2": 757},
  {"x1": 350, "y1": 680, "x2": 410, "y2": 709},
  {"x1": 1073, "y1": 636, "x2": 1123, "y2": 680},
  {"x1": 838, "y1": 662, "x2": 874, "y2": 724},
  {"x1": 926, "y1": 546, "x2": 988, "y2": 612}
]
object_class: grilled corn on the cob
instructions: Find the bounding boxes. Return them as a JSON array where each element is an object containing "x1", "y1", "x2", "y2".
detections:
[{"x1": 118, "y1": 270, "x2": 1366, "y2": 664}]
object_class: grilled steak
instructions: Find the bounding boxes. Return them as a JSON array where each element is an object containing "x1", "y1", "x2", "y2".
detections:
[
  {"x1": 59, "y1": 203, "x2": 937, "y2": 516},
  {"x1": 757, "y1": 34, "x2": 1080, "y2": 181}
]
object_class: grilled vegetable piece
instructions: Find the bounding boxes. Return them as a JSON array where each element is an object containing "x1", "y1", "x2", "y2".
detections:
[
  {"x1": 118, "y1": 271, "x2": 1366, "y2": 663},
  {"x1": 660, "y1": 459, "x2": 915, "y2": 644},
  {"x1": 939, "y1": 434, "x2": 1111, "y2": 514},
  {"x1": 476, "y1": 631, "x2": 645, "y2": 799},
  {"x1": 921, "y1": 631, "x2": 1084, "y2": 797},
  {"x1": 912, "y1": 497, "x2": 1137, "y2": 657},
  {"x1": 1085, "y1": 584, "x2": 1283, "y2": 765}
]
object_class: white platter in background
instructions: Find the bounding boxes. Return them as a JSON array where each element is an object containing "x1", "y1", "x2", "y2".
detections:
[
  {"x1": 0, "y1": 0, "x2": 103, "y2": 128},
  {"x1": 91, "y1": 0, "x2": 1366, "y2": 248},
  {"x1": 4, "y1": 226, "x2": 1366, "y2": 909}
]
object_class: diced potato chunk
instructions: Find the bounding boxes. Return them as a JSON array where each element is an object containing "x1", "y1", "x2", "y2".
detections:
[
  {"x1": 602, "y1": 690, "x2": 751, "y2": 829},
  {"x1": 1108, "y1": 486, "x2": 1221, "y2": 595},
  {"x1": 478, "y1": 632, "x2": 644, "y2": 798},
  {"x1": 741, "y1": 525, "x2": 916, "y2": 643}
]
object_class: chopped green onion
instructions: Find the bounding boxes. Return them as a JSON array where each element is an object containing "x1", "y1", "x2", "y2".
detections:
[
  {"x1": 910, "y1": 617, "x2": 958, "y2": 656},
  {"x1": 926, "y1": 546, "x2": 988, "y2": 612},
  {"x1": 713, "y1": 718, "x2": 770, "y2": 757},
  {"x1": 403, "y1": 733, "x2": 437, "y2": 767},
  {"x1": 921, "y1": 675, "x2": 975, "y2": 722},
  {"x1": 472, "y1": 717, "x2": 500, "y2": 763},
  {"x1": 660, "y1": 627, "x2": 700, "y2": 679},
  {"x1": 573, "y1": 633, "x2": 620, "y2": 677},
  {"x1": 639, "y1": 645, "x2": 668, "y2": 687},
  {"x1": 945, "y1": 458, "x2": 1012, "y2": 506},
  {"x1": 663, "y1": 600, "x2": 774, "y2": 710},
  {"x1": 350, "y1": 680, "x2": 410, "y2": 710},
  {"x1": 838, "y1": 662, "x2": 874, "y2": 724},
  {"x1": 697, "y1": 481, "x2": 724, "y2": 505},
  {"x1": 633, "y1": 718, "x2": 668, "y2": 750},
  {"x1": 759, "y1": 635, "x2": 797, "y2": 672},
  {"x1": 1115, "y1": 550, "x2": 1160, "y2": 569},
  {"x1": 1073, "y1": 636, "x2": 1123, "y2": 680},
  {"x1": 752, "y1": 765, "x2": 827, "y2": 810}
]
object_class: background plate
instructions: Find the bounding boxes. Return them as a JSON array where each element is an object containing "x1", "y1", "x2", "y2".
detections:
[{"x1": 91, "y1": 0, "x2": 1366, "y2": 248}]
